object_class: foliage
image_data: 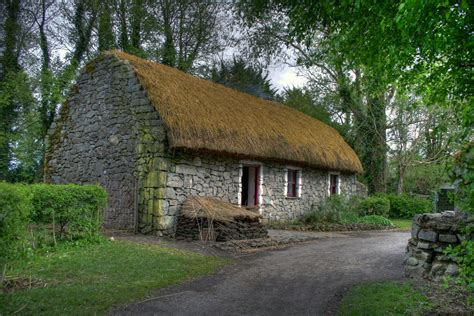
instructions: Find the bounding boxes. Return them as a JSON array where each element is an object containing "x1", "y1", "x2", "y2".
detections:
[
  {"x1": 304, "y1": 195, "x2": 356, "y2": 225},
  {"x1": 387, "y1": 162, "x2": 448, "y2": 196},
  {"x1": 375, "y1": 193, "x2": 433, "y2": 219},
  {"x1": 243, "y1": 0, "x2": 472, "y2": 209},
  {"x1": 0, "y1": 240, "x2": 230, "y2": 315},
  {"x1": 445, "y1": 226, "x2": 474, "y2": 290},
  {"x1": 337, "y1": 281, "x2": 431, "y2": 316},
  {"x1": 29, "y1": 184, "x2": 107, "y2": 242},
  {"x1": 281, "y1": 87, "x2": 332, "y2": 126},
  {"x1": 451, "y1": 143, "x2": 474, "y2": 213},
  {"x1": 0, "y1": 183, "x2": 31, "y2": 262},
  {"x1": 355, "y1": 196, "x2": 390, "y2": 217},
  {"x1": 0, "y1": 183, "x2": 107, "y2": 262},
  {"x1": 356, "y1": 215, "x2": 393, "y2": 227},
  {"x1": 210, "y1": 58, "x2": 278, "y2": 100},
  {"x1": 302, "y1": 195, "x2": 393, "y2": 228}
]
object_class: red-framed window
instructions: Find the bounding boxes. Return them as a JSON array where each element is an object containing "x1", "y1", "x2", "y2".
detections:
[
  {"x1": 330, "y1": 174, "x2": 339, "y2": 195},
  {"x1": 287, "y1": 169, "x2": 298, "y2": 197}
]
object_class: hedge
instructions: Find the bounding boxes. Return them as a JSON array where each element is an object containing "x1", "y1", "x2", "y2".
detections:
[
  {"x1": 375, "y1": 193, "x2": 432, "y2": 219},
  {"x1": 0, "y1": 183, "x2": 107, "y2": 261},
  {"x1": 30, "y1": 184, "x2": 107, "y2": 241},
  {"x1": 0, "y1": 183, "x2": 31, "y2": 262}
]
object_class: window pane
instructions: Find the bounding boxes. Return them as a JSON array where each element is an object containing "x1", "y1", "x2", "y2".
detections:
[
  {"x1": 287, "y1": 169, "x2": 298, "y2": 197},
  {"x1": 330, "y1": 174, "x2": 338, "y2": 195},
  {"x1": 288, "y1": 184, "x2": 294, "y2": 196}
]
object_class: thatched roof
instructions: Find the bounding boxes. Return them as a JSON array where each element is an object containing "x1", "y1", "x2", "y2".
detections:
[
  {"x1": 109, "y1": 50, "x2": 363, "y2": 173},
  {"x1": 181, "y1": 196, "x2": 261, "y2": 222}
]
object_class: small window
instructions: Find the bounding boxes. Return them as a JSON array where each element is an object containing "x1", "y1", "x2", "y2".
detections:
[
  {"x1": 287, "y1": 169, "x2": 298, "y2": 197},
  {"x1": 329, "y1": 174, "x2": 339, "y2": 195}
]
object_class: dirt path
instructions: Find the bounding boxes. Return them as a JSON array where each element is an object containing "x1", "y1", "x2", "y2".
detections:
[{"x1": 113, "y1": 231, "x2": 410, "y2": 315}]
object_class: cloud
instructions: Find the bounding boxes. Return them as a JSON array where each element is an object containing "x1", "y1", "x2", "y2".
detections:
[{"x1": 268, "y1": 65, "x2": 308, "y2": 92}]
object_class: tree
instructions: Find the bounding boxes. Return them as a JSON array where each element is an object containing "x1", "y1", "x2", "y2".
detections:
[
  {"x1": 152, "y1": 0, "x2": 227, "y2": 73},
  {"x1": 238, "y1": 0, "x2": 472, "y2": 199},
  {"x1": 98, "y1": 0, "x2": 115, "y2": 52},
  {"x1": 0, "y1": 0, "x2": 36, "y2": 181},
  {"x1": 280, "y1": 87, "x2": 332, "y2": 126},
  {"x1": 210, "y1": 58, "x2": 278, "y2": 100}
]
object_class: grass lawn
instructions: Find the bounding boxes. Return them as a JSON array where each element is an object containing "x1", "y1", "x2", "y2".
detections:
[
  {"x1": 391, "y1": 218, "x2": 412, "y2": 230},
  {"x1": 337, "y1": 281, "x2": 431, "y2": 316},
  {"x1": 1, "y1": 240, "x2": 230, "y2": 315}
]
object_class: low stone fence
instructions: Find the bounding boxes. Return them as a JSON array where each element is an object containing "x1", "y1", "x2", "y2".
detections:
[{"x1": 404, "y1": 211, "x2": 472, "y2": 281}]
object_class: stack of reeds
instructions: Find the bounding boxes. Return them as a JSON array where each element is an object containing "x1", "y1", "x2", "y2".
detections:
[{"x1": 175, "y1": 196, "x2": 268, "y2": 242}]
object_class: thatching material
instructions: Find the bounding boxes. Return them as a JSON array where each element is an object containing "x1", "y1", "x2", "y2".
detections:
[
  {"x1": 176, "y1": 196, "x2": 267, "y2": 242},
  {"x1": 180, "y1": 196, "x2": 261, "y2": 223},
  {"x1": 110, "y1": 50, "x2": 363, "y2": 173}
]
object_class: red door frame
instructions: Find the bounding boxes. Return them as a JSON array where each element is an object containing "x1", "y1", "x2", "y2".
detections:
[{"x1": 254, "y1": 166, "x2": 260, "y2": 206}]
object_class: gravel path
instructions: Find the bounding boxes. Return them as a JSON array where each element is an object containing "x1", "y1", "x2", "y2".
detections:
[{"x1": 113, "y1": 231, "x2": 410, "y2": 315}]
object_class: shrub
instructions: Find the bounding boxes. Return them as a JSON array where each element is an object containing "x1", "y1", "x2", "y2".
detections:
[
  {"x1": 303, "y1": 195, "x2": 365, "y2": 225},
  {"x1": 0, "y1": 183, "x2": 31, "y2": 262},
  {"x1": 355, "y1": 196, "x2": 390, "y2": 217},
  {"x1": 375, "y1": 193, "x2": 432, "y2": 218},
  {"x1": 30, "y1": 184, "x2": 108, "y2": 242},
  {"x1": 445, "y1": 226, "x2": 474, "y2": 290},
  {"x1": 356, "y1": 215, "x2": 394, "y2": 227},
  {"x1": 304, "y1": 195, "x2": 349, "y2": 224}
]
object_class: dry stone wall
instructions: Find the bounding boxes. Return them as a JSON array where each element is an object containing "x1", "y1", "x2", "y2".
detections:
[
  {"x1": 404, "y1": 211, "x2": 473, "y2": 281},
  {"x1": 164, "y1": 153, "x2": 360, "y2": 226},
  {"x1": 45, "y1": 53, "x2": 171, "y2": 231}
]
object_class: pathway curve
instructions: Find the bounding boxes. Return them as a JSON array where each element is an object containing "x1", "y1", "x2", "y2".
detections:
[{"x1": 115, "y1": 231, "x2": 410, "y2": 316}]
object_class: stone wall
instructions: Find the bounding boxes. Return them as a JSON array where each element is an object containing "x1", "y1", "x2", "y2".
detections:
[
  {"x1": 163, "y1": 152, "x2": 360, "y2": 228},
  {"x1": 46, "y1": 52, "x2": 361, "y2": 235},
  {"x1": 404, "y1": 211, "x2": 473, "y2": 281},
  {"x1": 45, "y1": 53, "x2": 167, "y2": 230}
]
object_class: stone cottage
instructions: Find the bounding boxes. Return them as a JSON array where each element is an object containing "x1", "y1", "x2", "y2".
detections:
[{"x1": 44, "y1": 50, "x2": 364, "y2": 235}]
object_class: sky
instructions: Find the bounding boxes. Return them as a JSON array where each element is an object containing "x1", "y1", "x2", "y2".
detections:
[{"x1": 268, "y1": 64, "x2": 308, "y2": 92}]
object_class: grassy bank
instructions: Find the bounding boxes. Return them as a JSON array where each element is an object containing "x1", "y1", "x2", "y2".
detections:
[
  {"x1": 338, "y1": 281, "x2": 473, "y2": 315},
  {"x1": 338, "y1": 281, "x2": 431, "y2": 315},
  {"x1": 391, "y1": 218, "x2": 412, "y2": 230},
  {"x1": 1, "y1": 240, "x2": 230, "y2": 315}
]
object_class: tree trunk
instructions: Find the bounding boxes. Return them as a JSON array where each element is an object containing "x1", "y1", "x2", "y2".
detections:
[
  {"x1": 118, "y1": 0, "x2": 129, "y2": 51},
  {"x1": 38, "y1": 0, "x2": 52, "y2": 179},
  {"x1": 0, "y1": 0, "x2": 21, "y2": 180},
  {"x1": 365, "y1": 95, "x2": 387, "y2": 193},
  {"x1": 98, "y1": 0, "x2": 115, "y2": 51}
]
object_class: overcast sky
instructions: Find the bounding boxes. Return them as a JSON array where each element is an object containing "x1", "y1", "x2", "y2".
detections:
[{"x1": 268, "y1": 64, "x2": 308, "y2": 92}]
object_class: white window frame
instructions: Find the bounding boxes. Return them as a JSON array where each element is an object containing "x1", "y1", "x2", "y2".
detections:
[
  {"x1": 238, "y1": 160, "x2": 263, "y2": 214},
  {"x1": 284, "y1": 166, "x2": 302, "y2": 198},
  {"x1": 328, "y1": 172, "x2": 341, "y2": 196}
]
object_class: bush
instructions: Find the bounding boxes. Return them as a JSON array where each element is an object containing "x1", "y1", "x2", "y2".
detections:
[
  {"x1": 356, "y1": 215, "x2": 394, "y2": 227},
  {"x1": 0, "y1": 183, "x2": 31, "y2": 262},
  {"x1": 30, "y1": 184, "x2": 107, "y2": 241},
  {"x1": 304, "y1": 195, "x2": 357, "y2": 225},
  {"x1": 445, "y1": 226, "x2": 474, "y2": 290},
  {"x1": 375, "y1": 193, "x2": 432, "y2": 218},
  {"x1": 355, "y1": 196, "x2": 390, "y2": 217}
]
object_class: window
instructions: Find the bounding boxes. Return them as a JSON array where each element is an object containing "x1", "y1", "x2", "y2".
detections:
[
  {"x1": 287, "y1": 169, "x2": 298, "y2": 197},
  {"x1": 329, "y1": 174, "x2": 339, "y2": 195}
]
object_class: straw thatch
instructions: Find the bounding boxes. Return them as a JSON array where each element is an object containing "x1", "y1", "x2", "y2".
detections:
[
  {"x1": 180, "y1": 196, "x2": 261, "y2": 223},
  {"x1": 110, "y1": 50, "x2": 363, "y2": 173},
  {"x1": 176, "y1": 196, "x2": 267, "y2": 241}
]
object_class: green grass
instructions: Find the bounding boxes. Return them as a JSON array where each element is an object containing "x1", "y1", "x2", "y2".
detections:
[
  {"x1": 1, "y1": 240, "x2": 230, "y2": 315},
  {"x1": 391, "y1": 218, "x2": 412, "y2": 230},
  {"x1": 338, "y1": 281, "x2": 431, "y2": 316}
]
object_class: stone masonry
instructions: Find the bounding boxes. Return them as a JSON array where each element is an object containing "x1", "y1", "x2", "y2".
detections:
[
  {"x1": 45, "y1": 52, "x2": 361, "y2": 235},
  {"x1": 404, "y1": 211, "x2": 473, "y2": 281}
]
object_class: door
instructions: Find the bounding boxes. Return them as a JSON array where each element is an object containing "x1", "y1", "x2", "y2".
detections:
[{"x1": 241, "y1": 166, "x2": 259, "y2": 206}]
